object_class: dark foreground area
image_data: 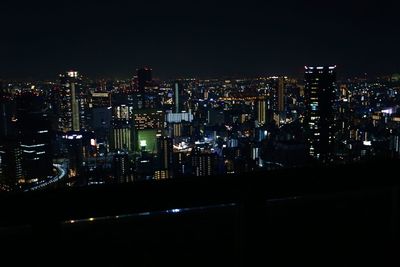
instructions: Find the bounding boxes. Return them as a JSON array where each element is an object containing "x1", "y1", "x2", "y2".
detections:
[{"x1": 1, "y1": 160, "x2": 399, "y2": 266}]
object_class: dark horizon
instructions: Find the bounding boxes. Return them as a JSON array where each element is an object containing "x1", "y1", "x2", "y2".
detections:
[
  {"x1": 1, "y1": 0, "x2": 400, "y2": 80},
  {"x1": 0, "y1": 67, "x2": 396, "y2": 83}
]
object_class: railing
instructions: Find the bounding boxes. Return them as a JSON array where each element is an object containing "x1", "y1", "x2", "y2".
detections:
[{"x1": 0, "y1": 159, "x2": 399, "y2": 266}]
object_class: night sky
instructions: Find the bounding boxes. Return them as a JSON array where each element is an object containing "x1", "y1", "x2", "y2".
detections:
[{"x1": 1, "y1": 0, "x2": 400, "y2": 80}]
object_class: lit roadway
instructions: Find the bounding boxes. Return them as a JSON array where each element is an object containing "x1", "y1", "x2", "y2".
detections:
[{"x1": 24, "y1": 163, "x2": 67, "y2": 192}]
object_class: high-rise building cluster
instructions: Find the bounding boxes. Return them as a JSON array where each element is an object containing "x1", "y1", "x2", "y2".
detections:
[{"x1": 1, "y1": 66, "x2": 400, "y2": 192}]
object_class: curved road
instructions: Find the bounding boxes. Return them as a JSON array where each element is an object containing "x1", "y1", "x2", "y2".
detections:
[{"x1": 24, "y1": 163, "x2": 67, "y2": 192}]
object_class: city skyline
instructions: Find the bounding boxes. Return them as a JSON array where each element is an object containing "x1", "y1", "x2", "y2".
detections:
[
  {"x1": 2, "y1": 2, "x2": 400, "y2": 264},
  {"x1": 1, "y1": 65, "x2": 399, "y2": 83},
  {"x1": 2, "y1": 65, "x2": 400, "y2": 192},
  {"x1": 1, "y1": 2, "x2": 400, "y2": 264}
]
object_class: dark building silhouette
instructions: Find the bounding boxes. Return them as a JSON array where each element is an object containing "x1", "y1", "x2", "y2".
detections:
[
  {"x1": 304, "y1": 66, "x2": 337, "y2": 161},
  {"x1": 16, "y1": 93, "x2": 53, "y2": 183},
  {"x1": 135, "y1": 152, "x2": 155, "y2": 181},
  {"x1": 65, "y1": 132, "x2": 84, "y2": 178},
  {"x1": 0, "y1": 138, "x2": 22, "y2": 190},
  {"x1": 0, "y1": 91, "x2": 16, "y2": 139},
  {"x1": 191, "y1": 148, "x2": 215, "y2": 177},
  {"x1": 112, "y1": 151, "x2": 133, "y2": 183},
  {"x1": 137, "y1": 68, "x2": 152, "y2": 93},
  {"x1": 91, "y1": 92, "x2": 111, "y2": 108},
  {"x1": 277, "y1": 77, "x2": 286, "y2": 113},
  {"x1": 173, "y1": 151, "x2": 191, "y2": 177}
]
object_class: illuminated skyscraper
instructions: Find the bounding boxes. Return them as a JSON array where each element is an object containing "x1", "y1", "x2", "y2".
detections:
[
  {"x1": 113, "y1": 105, "x2": 131, "y2": 120},
  {"x1": 59, "y1": 71, "x2": 81, "y2": 132},
  {"x1": 171, "y1": 123, "x2": 182, "y2": 137},
  {"x1": 109, "y1": 105, "x2": 133, "y2": 152},
  {"x1": 173, "y1": 81, "x2": 186, "y2": 113},
  {"x1": 304, "y1": 66, "x2": 337, "y2": 161},
  {"x1": 257, "y1": 100, "x2": 267, "y2": 125},
  {"x1": 110, "y1": 119, "x2": 132, "y2": 152},
  {"x1": 155, "y1": 137, "x2": 173, "y2": 179}
]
